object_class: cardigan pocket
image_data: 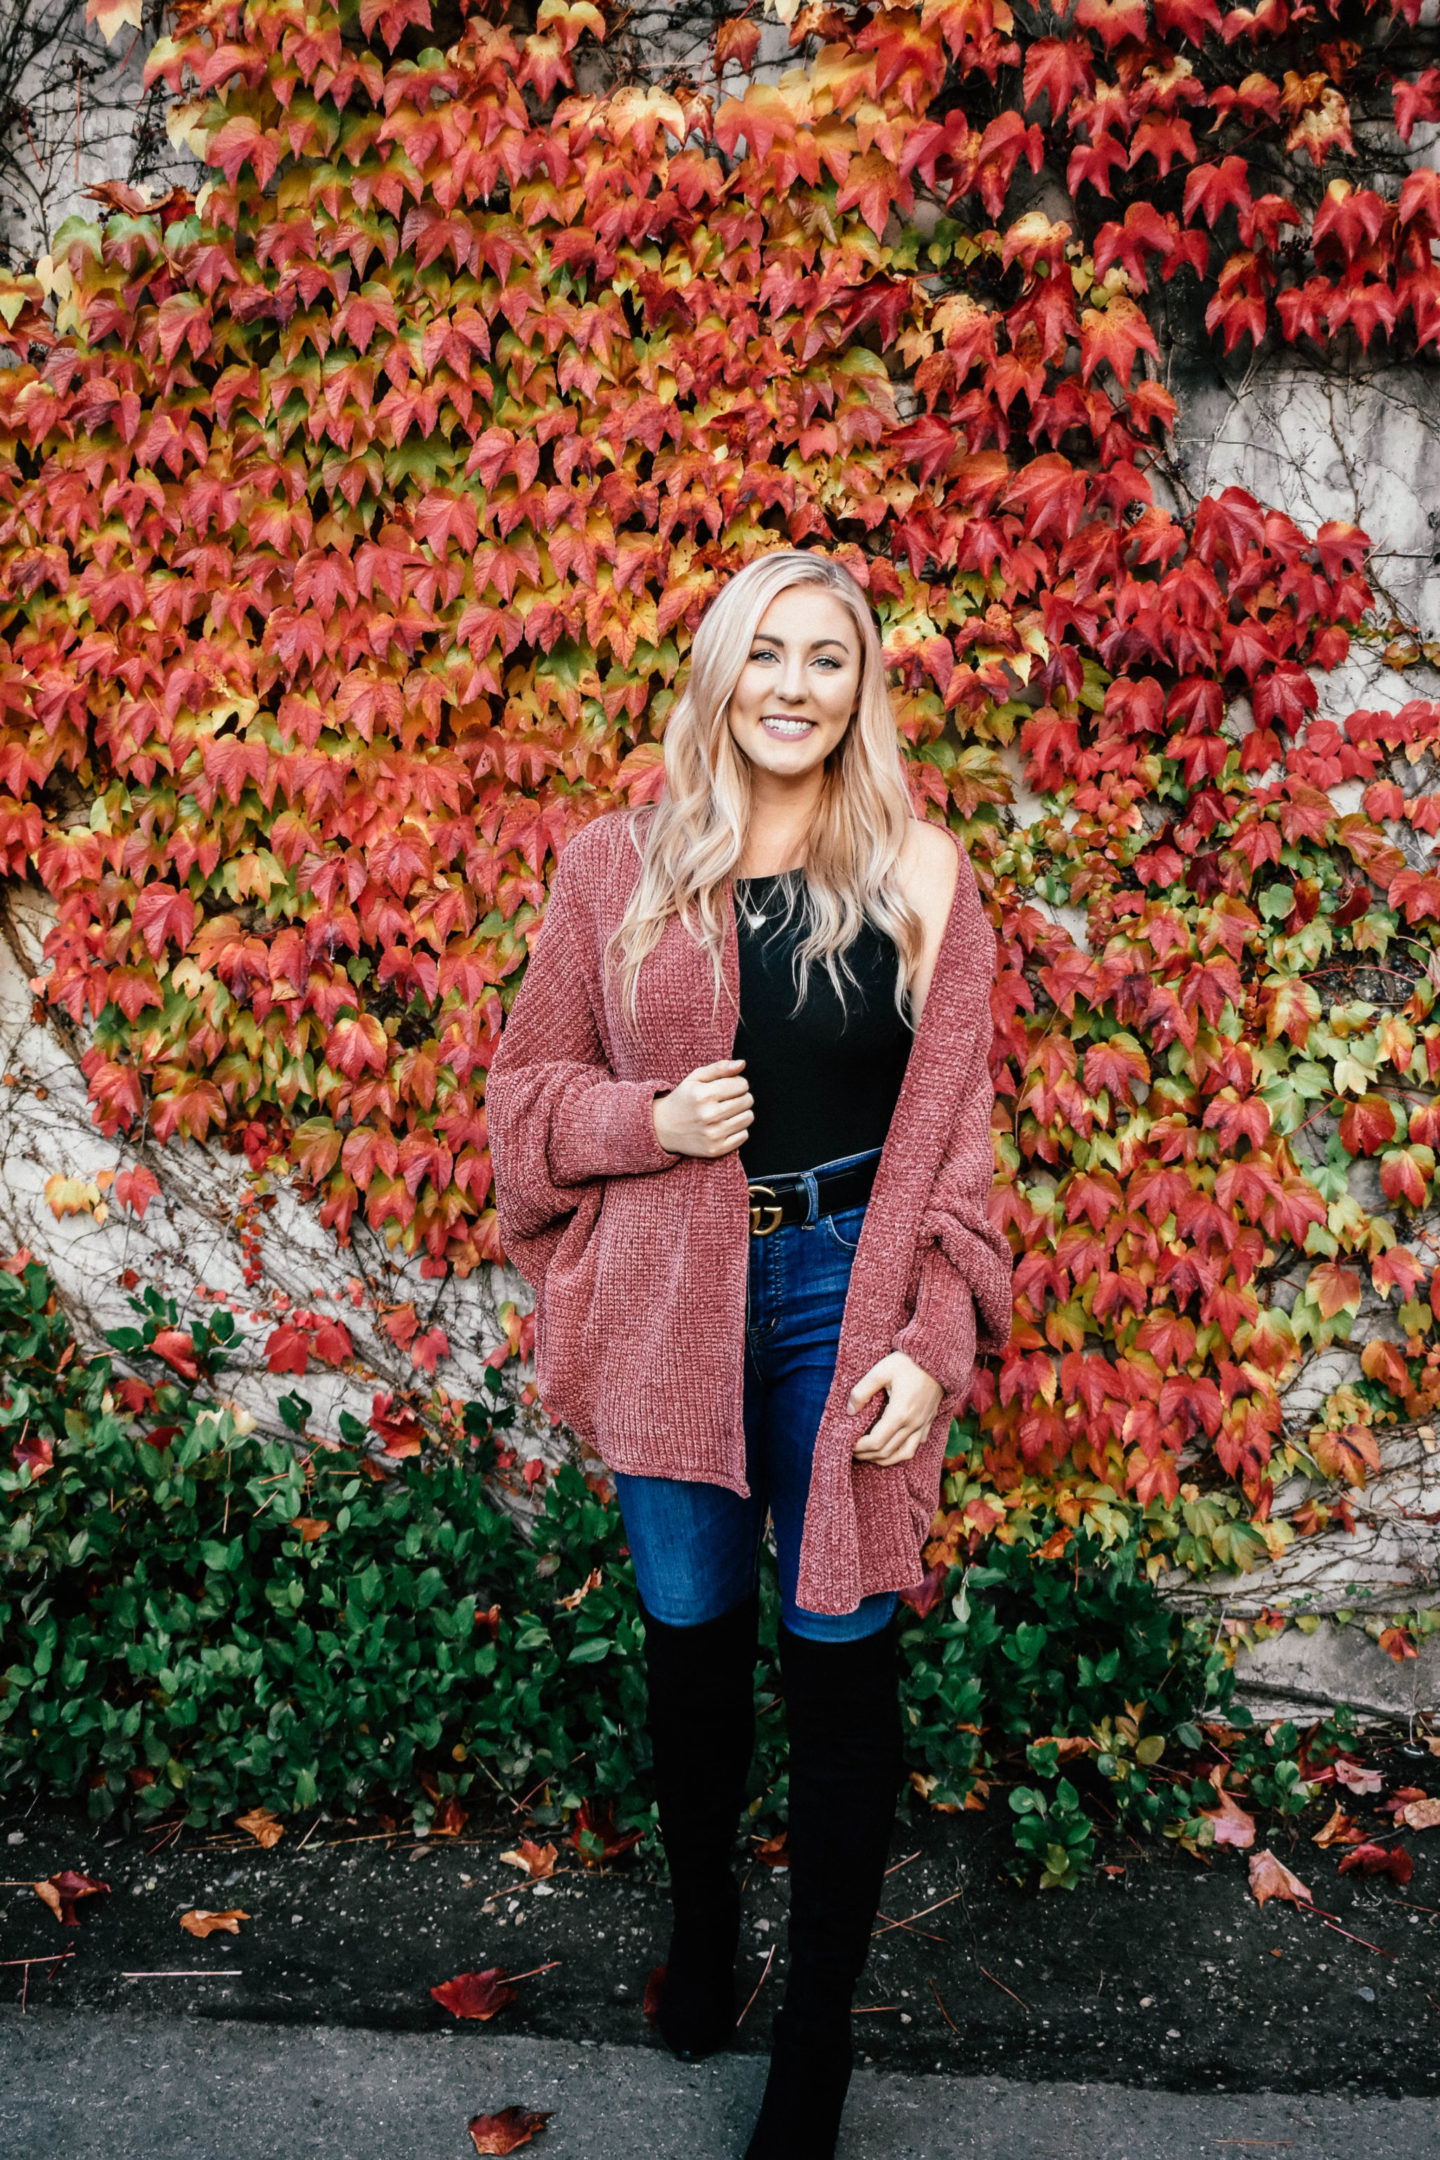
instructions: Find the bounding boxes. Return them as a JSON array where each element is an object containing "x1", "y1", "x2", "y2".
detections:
[{"x1": 903, "y1": 1402, "x2": 955, "y2": 1551}]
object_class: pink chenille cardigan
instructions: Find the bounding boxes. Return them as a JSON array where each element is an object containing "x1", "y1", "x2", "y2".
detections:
[{"x1": 486, "y1": 809, "x2": 1013, "y2": 1616}]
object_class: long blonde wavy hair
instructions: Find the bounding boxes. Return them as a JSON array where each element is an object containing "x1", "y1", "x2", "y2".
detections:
[{"x1": 607, "y1": 550, "x2": 925, "y2": 1027}]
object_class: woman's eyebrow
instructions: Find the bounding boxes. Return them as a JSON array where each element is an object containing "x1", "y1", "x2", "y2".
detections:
[{"x1": 750, "y1": 635, "x2": 850, "y2": 650}]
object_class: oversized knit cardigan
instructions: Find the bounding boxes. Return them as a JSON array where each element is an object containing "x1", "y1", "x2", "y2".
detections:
[{"x1": 486, "y1": 809, "x2": 1013, "y2": 1616}]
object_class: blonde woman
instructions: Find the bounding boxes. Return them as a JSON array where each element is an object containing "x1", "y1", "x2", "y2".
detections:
[{"x1": 487, "y1": 550, "x2": 1011, "y2": 2159}]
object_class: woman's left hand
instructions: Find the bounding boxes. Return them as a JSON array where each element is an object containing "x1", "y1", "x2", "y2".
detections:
[{"x1": 847, "y1": 1353, "x2": 943, "y2": 1466}]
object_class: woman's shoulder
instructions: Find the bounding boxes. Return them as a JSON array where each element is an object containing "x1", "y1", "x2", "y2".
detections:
[
  {"x1": 555, "y1": 806, "x2": 649, "y2": 887},
  {"x1": 896, "y1": 817, "x2": 962, "y2": 931}
]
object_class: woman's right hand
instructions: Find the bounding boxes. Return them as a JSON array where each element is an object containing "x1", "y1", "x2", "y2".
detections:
[{"x1": 652, "y1": 1058, "x2": 754, "y2": 1158}]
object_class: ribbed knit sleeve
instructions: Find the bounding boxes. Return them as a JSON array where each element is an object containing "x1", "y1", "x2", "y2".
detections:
[
  {"x1": 486, "y1": 839, "x2": 679, "y2": 1255},
  {"x1": 891, "y1": 895, "x2": 1012, "y2": 1394}
]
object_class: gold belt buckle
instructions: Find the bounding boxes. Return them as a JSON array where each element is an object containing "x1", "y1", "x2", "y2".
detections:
[{"x1": 748, "y1": 1184, "x2": 783, "y2": 1236}]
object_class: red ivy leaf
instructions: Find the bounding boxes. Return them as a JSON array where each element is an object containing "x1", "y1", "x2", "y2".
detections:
[
  {"x1": 150, "y1": 1329, "x2": 200, "y2": 1380},
  {"x1": 265, "y1": 1323, "x2": 311, "y2": 1377},
  {"x1": 112, "y1": 1165, "x2": 161, "y2": 1218}
]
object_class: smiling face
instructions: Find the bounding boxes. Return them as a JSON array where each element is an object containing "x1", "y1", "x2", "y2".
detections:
[{"x1": 725, "y1": 583, "x2": 863, "y2": 784}]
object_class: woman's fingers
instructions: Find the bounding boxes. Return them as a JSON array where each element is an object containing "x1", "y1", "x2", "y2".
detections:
[
  {"x1": 850, "y1": 1355, "x2": 941, "y2": 1462},
  {"x1": 654, "y1": 1059, "x2": 760, "y2": 1158},
  {"x1": 853, "y1": 1428, "x2": 923, "y2": 1464},
  {"x1": 693, "y1": 1102, "x2": 753, "y2": 1156},
  {"x1": 851, "y1": 1398, "x2": 911, "y2": 1455},
  {"x1": 855, "y1": 1414, "x2": 911, "y2": 1455},
  {"x1": 700, "y1": 1094, "x2": 752, "y2": 1149},
  {"x1": 692, "y1": 1058, "x2": 746, "y2": 1082},
  {"x1": 708, "y1": 1088, "x2": 755, "y2": 1123},
  {"x1": 846, "y1": 1356, "x2": 893, "y2": 1415},
  {"x1": 705, "y1": 1086, "x2": 753, "y2": 1116},
  {"x1": 705, "y1": 1097, "x2": 752, "y2": 1131}
]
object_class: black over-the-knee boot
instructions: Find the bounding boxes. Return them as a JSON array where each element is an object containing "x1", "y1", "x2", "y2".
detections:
[
  {"x1": 641, "y1": 1590, "x2": 759, "y2": 2060},
  {"x1": 744, "y1": 1617, "x2": 903, "y2": 2160}
]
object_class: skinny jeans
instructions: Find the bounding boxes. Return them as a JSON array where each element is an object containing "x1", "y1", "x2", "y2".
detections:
[{"x1": 613, "y1": 1147, "x2": 899, "y2": 1644}]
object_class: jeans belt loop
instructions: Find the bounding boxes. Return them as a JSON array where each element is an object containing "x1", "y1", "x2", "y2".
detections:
[{"x1": 799, "y1": 1168, "x2": 820, "y2": 1227}]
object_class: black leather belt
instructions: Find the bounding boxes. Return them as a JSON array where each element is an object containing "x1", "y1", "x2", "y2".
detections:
[{"x1": 746, "y1": 1152, "x2": 880, "y2": 1236}]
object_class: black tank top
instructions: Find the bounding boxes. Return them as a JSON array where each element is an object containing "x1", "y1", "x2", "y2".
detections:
[{"x1": 734, "y1": 873, "x2": 913, "y2": 1178}]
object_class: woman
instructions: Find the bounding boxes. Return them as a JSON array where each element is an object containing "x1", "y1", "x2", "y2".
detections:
[{"x1": 487, "y1": 550, "x2": 1011, "y2": 2159}]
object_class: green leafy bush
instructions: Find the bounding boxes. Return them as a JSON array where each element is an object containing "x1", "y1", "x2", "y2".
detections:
[
  {"x1": 0, "y1": 1261, "x2": 660, "y2": 1832},
  {"x1": 0, "y1": 1262, "x2": 1352, "y2": 1883},
  {"x1": 897, "y1": 1528, "x2": 1236, "y2": 1886}
]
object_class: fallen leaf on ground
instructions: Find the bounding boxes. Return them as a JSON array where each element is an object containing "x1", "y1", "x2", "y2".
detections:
[
  {"x1": 235, "y1": 1807, "x2": 284, "y2": 1848},
  {"x1": 1313, "y1": 1803, "x2": 1365, "y2": 1848},
  {"x1": 1248, "y1": 1851, "x2": 1313, "y2": 1908},
  {"x1": 432, "y1": 1796, "x2": 469, "y2": 1836},
  {"x1": 432, "y1": 1969, "x2": 517, "y2": 2021},
  {"x1": 1200, "y1": 1786, "x2": 1256, "y2": 1849},
  {"x1": 34, "y1": 1872, "x2": 110, "y2": 1926},
  {"x1": 1379, "y1": 1785, "x2": 1429, "y2": 1816},
  {"x1": 752, "y1": 1832, "x2": 789, "y2": 1868},
  {"x1": 1333, "y1": 1758, "x2": 1383, "y2": 1795},
  {"x1": 180, "y1": 1909, "x2": 249, "y2": 1937},
  {"x1": 1399, "y1": 1795, "x2": 1440, "y2": 1831},
  {"x1": 468, "y1": 2107, "x2": 554, "y2": 2155},
  {"x1": 568, "y1": 1800, "x2": 641, "y2": 1868},
  {"x1": 291, "y1": 1516, "x2": 330, "y2": 1542},
  {"x1": 500, "y1": 1840, "x2": 557, "y2": 1880},
  {"x1": 1338, "y1": 1843, "x2": 1413, "y2": 1884},
  {"x1": 643, "y1": 1965, "x2": 665, "y2": 2026}
]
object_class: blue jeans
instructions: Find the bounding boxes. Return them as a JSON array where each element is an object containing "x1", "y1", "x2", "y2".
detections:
[{"x1": 613, "y1": 1149, "x2": 899, "y2": 1643}]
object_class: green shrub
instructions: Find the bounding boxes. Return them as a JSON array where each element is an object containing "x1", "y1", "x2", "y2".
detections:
[
  {"x1": 896, "y1": 1528, "x2": 1237, "y2": 1885},
  {"x1": 0, "y1": 1262, "x2": 1351, "y2": 1882}
]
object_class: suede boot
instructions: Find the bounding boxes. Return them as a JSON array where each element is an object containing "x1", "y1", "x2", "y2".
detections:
[
  {"x1": 744, "y1": 1618, "x2": 903, "y2": 2160},
  {"x1": 641, "y1": 1591, "x2": 759, "y2": 2060}
]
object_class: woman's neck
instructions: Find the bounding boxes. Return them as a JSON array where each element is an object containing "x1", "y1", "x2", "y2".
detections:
[{"x1": 736, "y1": 771, "x2": 824, "y2": 879}]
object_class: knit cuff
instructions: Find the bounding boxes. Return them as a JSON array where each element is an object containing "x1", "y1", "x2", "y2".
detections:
[
  {"x1": 549, "y1": 1076, "x2": 681, "y2": 1185},
  {"x1": 893, "y1": 1247, "x2": 977, "y2": 1401}
]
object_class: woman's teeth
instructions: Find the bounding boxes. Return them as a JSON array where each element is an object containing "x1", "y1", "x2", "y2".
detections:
[{"x1": 762, "y1": 716, "x2": 813, "y2": 737}]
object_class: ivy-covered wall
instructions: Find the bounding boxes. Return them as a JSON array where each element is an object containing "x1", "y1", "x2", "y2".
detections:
[{"x1": 0, "y1": 0, "x2": 1437, "y2": 1701}]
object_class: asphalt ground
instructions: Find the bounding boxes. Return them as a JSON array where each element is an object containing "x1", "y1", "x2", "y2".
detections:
[
  {"x1": 4, "y1": 2013, "x2": 1440, "y2": 2160},
  {"x1": 3, "y1": 1739, "x2": 1438, "y2": 2159}
]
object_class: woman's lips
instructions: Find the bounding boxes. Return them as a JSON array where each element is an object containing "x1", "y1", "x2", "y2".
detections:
[{"x1": 760, "y1": 715, "x2": 815, "y2": 738}]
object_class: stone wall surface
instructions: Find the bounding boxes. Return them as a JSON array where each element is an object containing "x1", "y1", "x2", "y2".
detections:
[
  {"x1": 0, "y1": 1, "x2": 192, "y2": 274},
  {"x1": 0, "y1": 884, "x2": 555, "y2": 1504}
]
